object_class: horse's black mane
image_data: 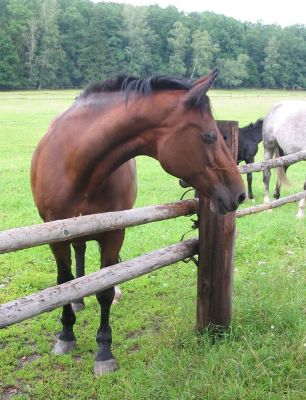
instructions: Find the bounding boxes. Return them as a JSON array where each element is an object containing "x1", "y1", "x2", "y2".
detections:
[
  {"x1": 242, "y1": 118, "x2": 263, "y2": 130},
  {"x1": 79, "y1": 75, "x2": 193, "y2": 99},
  {"x1": 79, "y1": 74, "x2": 212, "y2": 111}
]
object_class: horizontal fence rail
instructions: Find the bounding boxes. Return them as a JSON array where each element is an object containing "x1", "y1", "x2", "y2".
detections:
[
  {"x1": 0, "y1": 199, "x2": 198, "y2": 255},
  {"x1": 1, "y1": 190, "x2": 305, "y2": 256},
  {"x1": 238, "y1": 150, "x2": 306, "y2": 174},
  {"x1": 0, "y1": 239, "x2": 198, "y2": 328},
  {"x1": 237, "y1": 191, "x2": 306, "y2": 217}
]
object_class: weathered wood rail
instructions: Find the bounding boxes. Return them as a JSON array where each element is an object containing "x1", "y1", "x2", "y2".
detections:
[
  {"x1": 0, "y1": 239, "x2": 197, "y2": 328},
  {"x1": 2, "y1": 190, "x2": 303, "y2": 257},
  {"x1": 0, "y1": 199, "x2": 198, "y2": 254},
  {"x1": 238, "y1": 149, "x2": 306, "y2": 174},
  {"x1": 236, "y1": 191, "x2": 306, "y2": 217}
]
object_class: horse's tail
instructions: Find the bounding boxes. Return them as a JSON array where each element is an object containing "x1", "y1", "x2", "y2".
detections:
[{"x1": 275, "y1": 145, "x2": 290, "y2": 186}]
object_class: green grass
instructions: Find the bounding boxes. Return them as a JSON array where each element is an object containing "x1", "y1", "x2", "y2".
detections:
[{"x1": 0, "y1": 89, "x2": 305, "y2": 400}]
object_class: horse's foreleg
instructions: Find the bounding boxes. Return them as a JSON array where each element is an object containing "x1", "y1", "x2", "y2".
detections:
[
  {"x1": 94, "y1": 230, "x2": 125, "y2": 376},
  {"x1": 263, "y1": 145, "x2": 275, "y2": 203},
  {"x1": 247, "y1": 173, "x2": 254, "y2": 200},
  {"x1": 71, "y1": 241, "x2": 86, "y2": 312},
  {"x1": 274, "y1": 178, "x2": 281, "y2": 200},
  {"x1": 95, "y1": 287, "x2": 117, "y2": 375},
  {"x1": 245, "y1": 155, "x2": 255, "y2": 200},
  {"x1": 50, "y1": 242, "x2": 77, "y2": 354},
  {"x1": 296, "y1": 180, "x2": 306, "y2": 219},
  {"x1": 74, "y1": 241, "x2": 86, "y2": 278},
  {"x1": 263, "y1": 168, "x2": 272, "y2": 203}
]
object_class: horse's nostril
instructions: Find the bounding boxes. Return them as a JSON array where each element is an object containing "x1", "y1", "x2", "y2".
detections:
[{"x1": 238, "y1": 192, "x2": 247, "y2": 205}]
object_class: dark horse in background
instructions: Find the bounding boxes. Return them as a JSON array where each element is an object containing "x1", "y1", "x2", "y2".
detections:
[
  {"x1": 31, "y1": 69, "x2": 246, "y2": 376},
  {"x1": 237, "y1": 118, "x2": 263, "y2": 199},
  {"x1": 180, "y1": 119, "x2": 263, "y2": 200}
]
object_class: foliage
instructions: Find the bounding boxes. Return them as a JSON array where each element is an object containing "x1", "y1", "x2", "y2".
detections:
[
  {"x1": 0, "y1": 0, "x2": 306, "y2": 88},
  {"x1": 262, "y1": 36, "x2": 281, "y2": 88},
  {"x1": 217, "y1": 54, "x2": 250, "y2": 87},
  {"x1": 189, "y1": 29, "x2": 219, "y2": 79},
  {"x1": 0, "y1": 28, "x2": 20, "y2": 88},
  {"x1": 122, "y1": 5, "x2": 156, "y2": 76},
  {"x1": 167, "y1": 21, "x2": 190, "y2": 76}
]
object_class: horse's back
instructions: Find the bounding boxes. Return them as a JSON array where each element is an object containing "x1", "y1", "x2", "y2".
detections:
[
  {"x1": 263, "y1": 100, "x2": 306, "y2": 154},
  {"x1": 31, "y1": 105, "x2": 137, "y2": 222}
]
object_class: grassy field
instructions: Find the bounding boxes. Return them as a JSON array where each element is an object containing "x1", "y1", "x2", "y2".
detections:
[{"x1": 0, "y1": 89, "x2": 305, "y2": 400}]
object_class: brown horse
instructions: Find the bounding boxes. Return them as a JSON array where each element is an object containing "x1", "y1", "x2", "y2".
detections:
[{"x1": 31, "y1": 69, "x2": 246, "y2": 376}]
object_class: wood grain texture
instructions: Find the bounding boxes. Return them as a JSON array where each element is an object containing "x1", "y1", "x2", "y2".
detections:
[
  {"x1": 0, "y1": 239, "x2": 198, "y2": 328},
  {"x1": 0, "y1": 199, "x2": 198, "y2": 254},
  {"x1": 197, "y1": 121, "x2": 238, "y2": 331}
]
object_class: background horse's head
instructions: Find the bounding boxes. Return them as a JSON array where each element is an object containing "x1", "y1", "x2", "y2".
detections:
[{"x1": 155, "y1": 69, "x2": 246, "y2": 214}]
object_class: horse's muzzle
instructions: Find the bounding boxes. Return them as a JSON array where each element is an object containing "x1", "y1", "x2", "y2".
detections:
[
  {"x1": 179, "y1": 178, "x2": 246, "y2": 214},
  {"x1": 213, "y1": 190, "x2": 246, "y2": 214}
]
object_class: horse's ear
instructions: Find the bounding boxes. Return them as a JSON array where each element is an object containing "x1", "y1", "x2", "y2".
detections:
[
  {"x1": 184, "y1": 68, "x2": 218, "y2": 108},
  {"x1": 192, "y1": 68, "x2": 218, "y2": 87}
]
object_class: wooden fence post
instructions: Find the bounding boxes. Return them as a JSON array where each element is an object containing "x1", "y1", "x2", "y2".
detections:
[{"x1": 196, "y1": 121, "x2": 238, "y2": 332}]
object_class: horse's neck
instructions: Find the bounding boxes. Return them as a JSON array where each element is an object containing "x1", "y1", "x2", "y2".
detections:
[
  {"x1": 241, "y1": 127, "x2": 262, "y2": 144},
  {"x1": 251, "y1": 128, "x2": 262, "y2": 144},
  {"x1": 77, "y1": 98, "x2": 168, "y2": 184}
]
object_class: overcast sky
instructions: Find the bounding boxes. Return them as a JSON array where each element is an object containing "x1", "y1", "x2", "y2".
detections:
[{"x1": 98, "y1": 0, "x2": 306, "y2": 27}]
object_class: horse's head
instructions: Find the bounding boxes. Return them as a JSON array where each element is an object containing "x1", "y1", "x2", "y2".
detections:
[
  {"x1": 156, "y1": 69, "x2": 246, "y2": 214},
  {"x1": 240, "y1": 118, "x2": 263, "y2": 144}
]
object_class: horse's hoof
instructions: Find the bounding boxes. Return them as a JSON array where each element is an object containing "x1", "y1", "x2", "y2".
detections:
[
  {"x1": 94, "y1": 359, "x2": 118, "y2": 376},
  {"x1": 296, "y1": 212, "x2": 304, "y2": 219},
  {"x1": 53, "y1": 339, "x2": 76, "y2": 354},
  {"x1": 71, "y1": 301, "x2": 85, "y2": 312},
  {"x1": 112, "y1": 286, "x2": 122, "y2": 304}
]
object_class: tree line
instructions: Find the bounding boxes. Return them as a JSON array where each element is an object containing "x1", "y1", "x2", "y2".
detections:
[{"x1": 1, "y1": 0, "x2": 306, "y2": 89}]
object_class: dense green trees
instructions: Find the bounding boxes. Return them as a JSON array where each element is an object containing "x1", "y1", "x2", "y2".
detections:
[
  {"x1": 262, "y1": 36, "x2": 280, "y2": 88},
  {"x1": 122, "y1": 5, "x2": 156, "y2": 75},
  {"x1": 190, "y1": 29, "x2": 219, "y2": 79},
  {"x1": 0, "y1": 0, "x2": 305, "y2": 89}
]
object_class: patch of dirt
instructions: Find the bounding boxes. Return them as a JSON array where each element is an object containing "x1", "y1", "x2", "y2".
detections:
[
  {"x1": 17, "y1": 354, "x2": 40, "y2": 370},
  {"x1": 0, "y1": 277, "x2": 11, "y2": 289},
  {"x1": 152, "y1": 315, "x2": 164, "y2": 333},
  {"x1": 127, "y1": 343, "x2": 140, "y2": 354},
  {"x1": 54, "y1": 364, "x2": 66, "y2": 371},
  {"x1": 125, "y1": 326, "x2": 146, "y2": 339},
  {"x1": 1, "y1": 386, "x2": 20, "y2": 400}
]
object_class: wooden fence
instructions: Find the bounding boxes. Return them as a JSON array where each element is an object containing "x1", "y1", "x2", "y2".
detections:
[{"x1": 0, "y1": 122, "x2": 305, "y2": 332}]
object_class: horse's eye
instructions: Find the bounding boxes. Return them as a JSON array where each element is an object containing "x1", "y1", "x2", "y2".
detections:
[{"x1": 201, "y1": 132, "x2": 216, "y2": 144}]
